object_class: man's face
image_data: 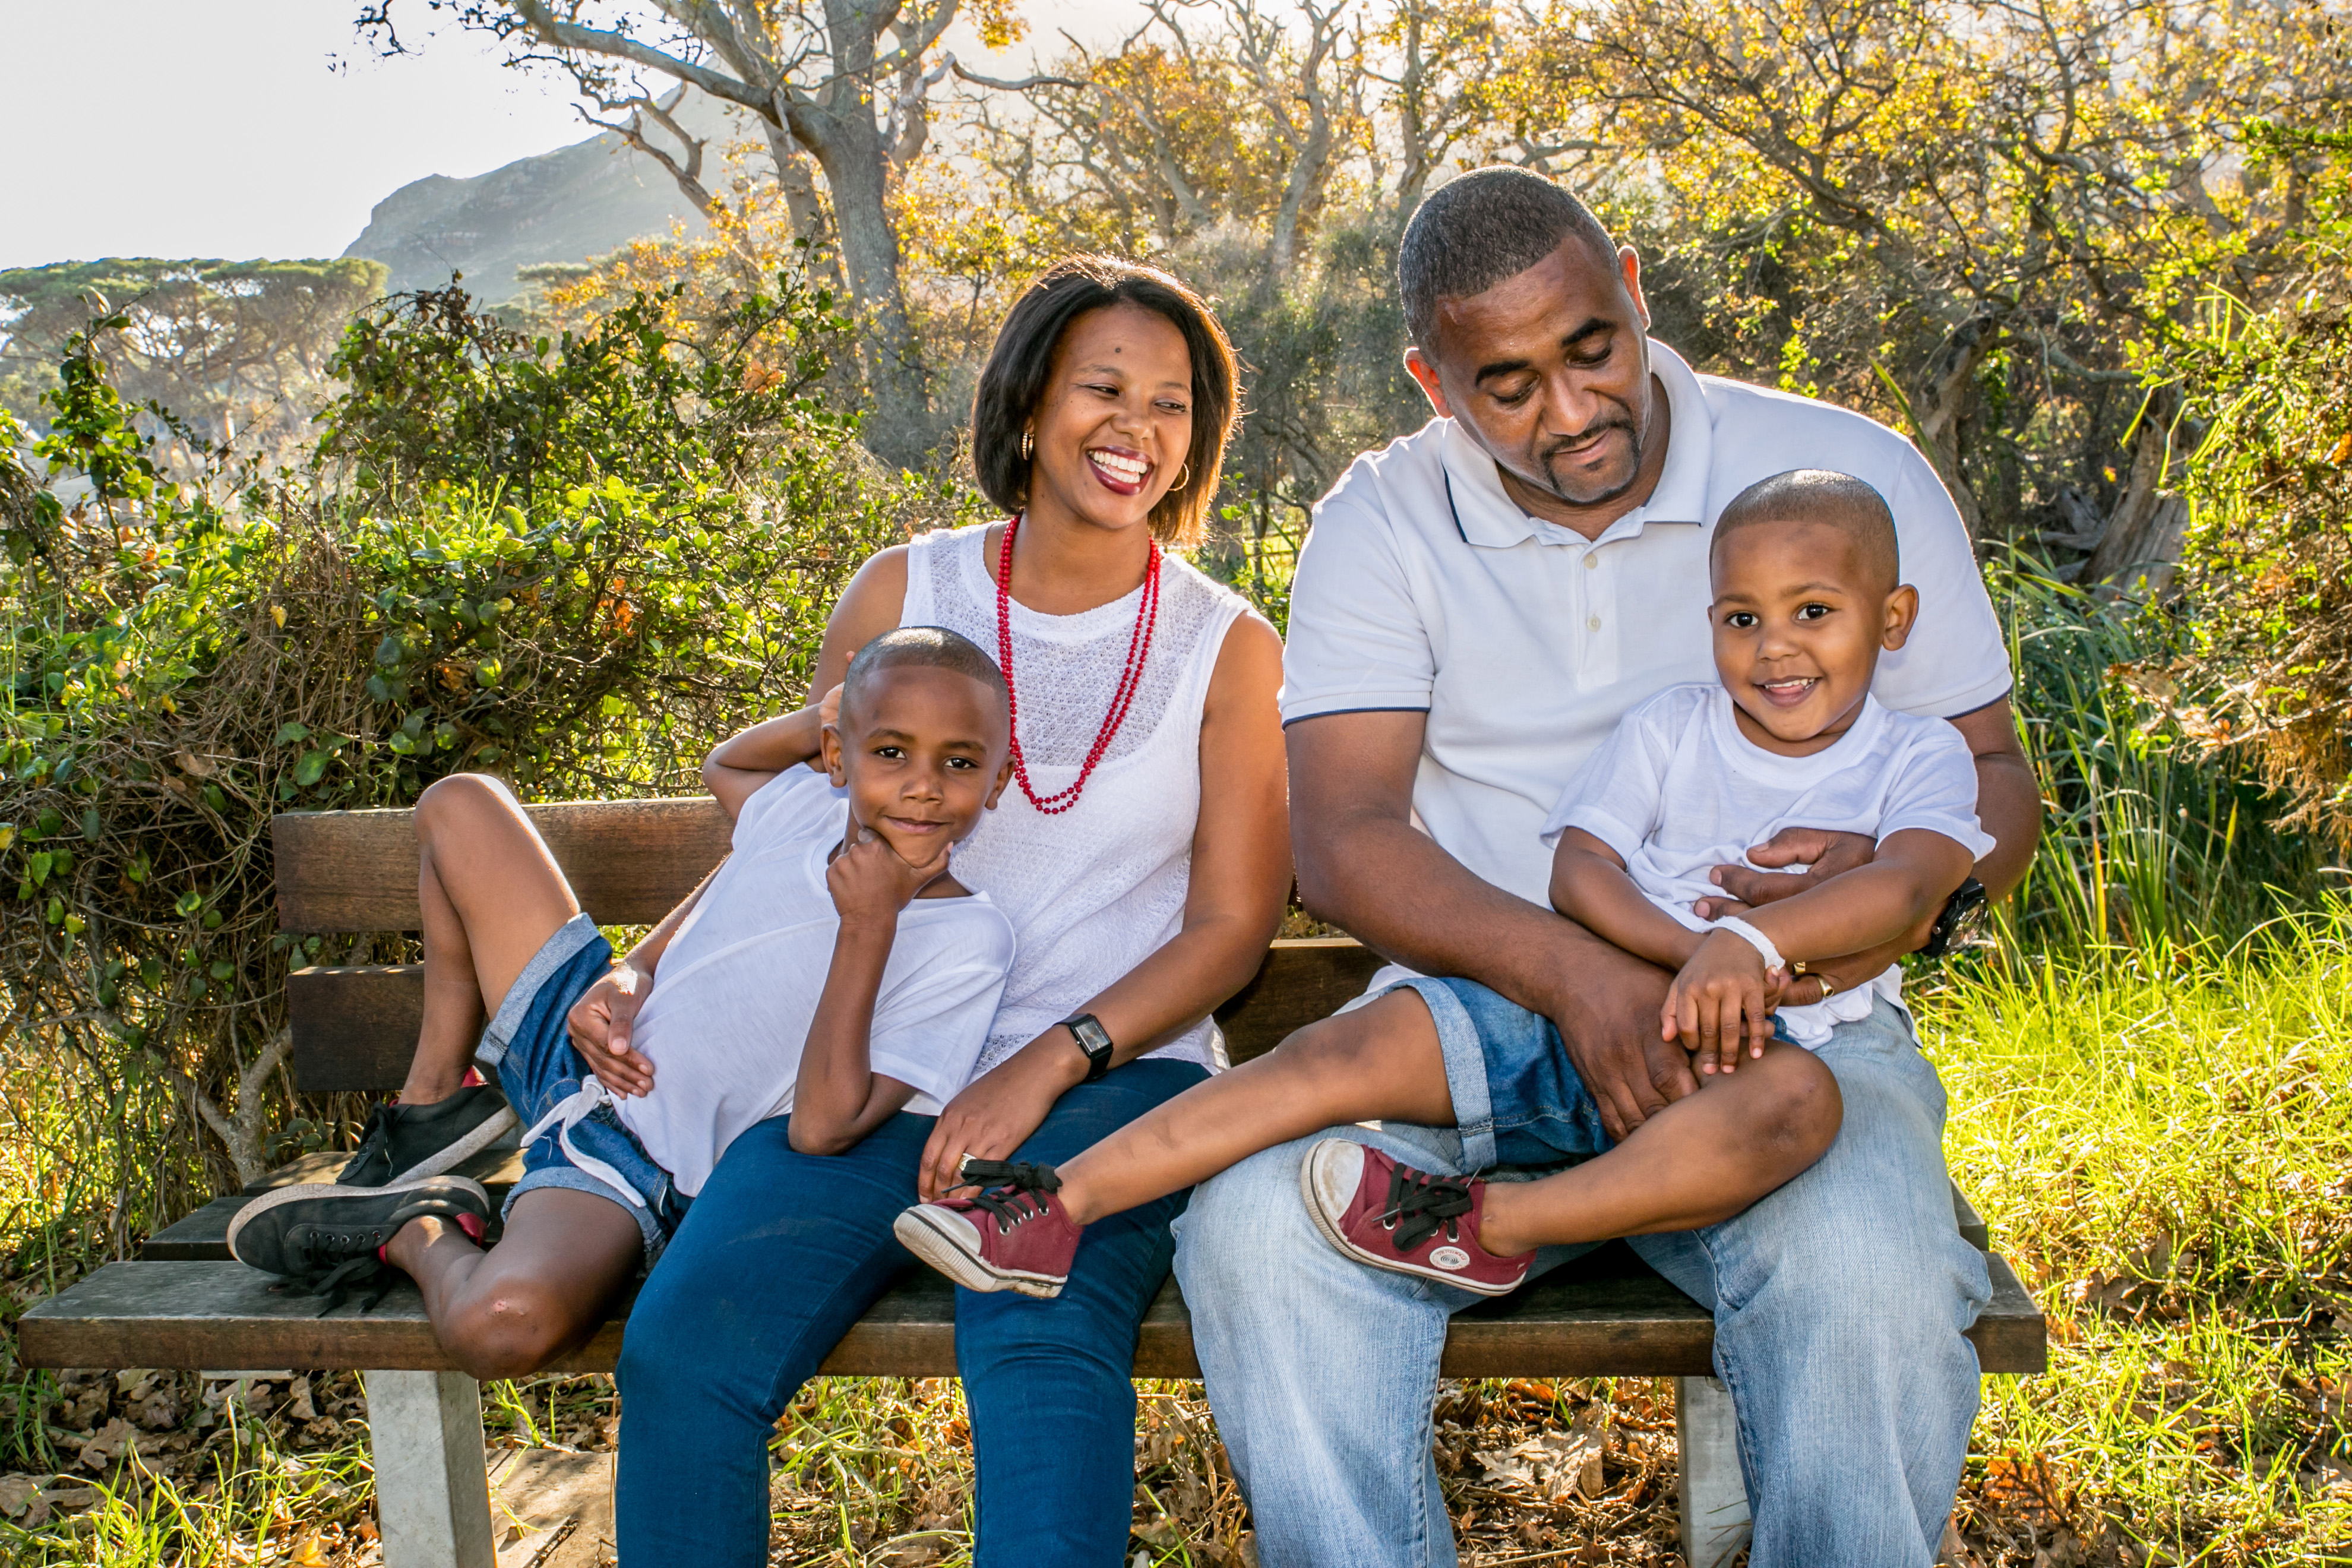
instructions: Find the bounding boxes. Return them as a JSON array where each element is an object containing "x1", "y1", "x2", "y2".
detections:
[
  {"x1": 822, "y1": 666, "x2": 1012, "y2": 863},
  {"x1": 1405, "y1": 239, "x2": 1659, "y2": 514}
]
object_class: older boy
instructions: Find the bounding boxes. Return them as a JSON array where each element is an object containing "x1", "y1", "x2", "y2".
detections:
[{"x1": 226, "y1": 628, "x2": 1017, "y2": 1379}]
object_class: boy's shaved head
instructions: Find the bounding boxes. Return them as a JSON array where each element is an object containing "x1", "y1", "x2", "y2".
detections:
[
  {"x1": 843, "y1": 626, "x2": 1008, "y2": 717},
  {"x1": 1711, "y1": 470, "x2": 1900, "y2": 594}
]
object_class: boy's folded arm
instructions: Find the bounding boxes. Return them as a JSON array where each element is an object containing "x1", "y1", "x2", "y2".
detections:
[
  {"x1": 787, "y1": 913, "x2": 918, "y2": 1155},
  {"x1": 1550, "y1": 829, "x2": 1705, "y2": 972},
  {"x1": 1740, "y1": 828, "x2": 1977, "y2": 964},
  {"x1": 702, "y1": 703, "x2": 827, "y2": 821}
]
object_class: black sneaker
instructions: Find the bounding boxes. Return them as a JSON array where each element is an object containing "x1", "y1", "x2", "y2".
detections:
[
  {"x1": 227, "y1": 1176, "x2": 493, "y2": 1315},
  {"x1": 334, "y1": 1086, "x2": 517, "y2": 1186}
]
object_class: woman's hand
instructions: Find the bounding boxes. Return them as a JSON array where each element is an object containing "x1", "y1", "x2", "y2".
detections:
[
  {"x1": 918, "y1": 1032, "x2": 1088, "y2": 1201},
  {"x1": 566, "y1": 964, "x2": 657, "y2": 1097}
]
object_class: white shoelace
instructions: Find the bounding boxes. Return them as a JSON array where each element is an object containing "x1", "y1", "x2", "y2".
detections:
[{"x1": 519, "y1": 1077, "x2": 646, "y2": 1209}]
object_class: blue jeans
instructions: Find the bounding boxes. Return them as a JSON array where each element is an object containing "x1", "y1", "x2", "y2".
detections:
[
  {"x1": 615, "y1": 1058, "x2": 1209, "y2": 1567},
  {"x1": 475, "y1": 912, "x2": 684, "y2": 1265},
  {"x1": 1172, "y1": 995, "x2": 1992, "y2": 1568}
]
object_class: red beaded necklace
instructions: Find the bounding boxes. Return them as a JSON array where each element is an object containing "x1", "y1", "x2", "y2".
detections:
[{"x1": 994, "y1": 512, "x2": 1163, "y2": 815}]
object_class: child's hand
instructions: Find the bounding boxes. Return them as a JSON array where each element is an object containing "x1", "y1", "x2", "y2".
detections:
[
  {"x1": 1663, "y1": 930, "x2": 1779, "y2": 1076},
  {"x1": 828, "y1": 826, "x2": 952, "y2": 927},
  {"x1": 567, "y1": 964, "x2": 657, "y2": 1097},
  {"x1": 804, "y1": 684, "x2": 846, "y2": 771}
]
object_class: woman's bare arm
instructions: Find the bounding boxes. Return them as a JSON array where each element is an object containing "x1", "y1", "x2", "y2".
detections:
[
  {"x1": 701, "y1": 546, "x2": 912, "y2": 817},
  {"x1": 915, "y1": 612, "x2": 1292, "y2": 1199}
]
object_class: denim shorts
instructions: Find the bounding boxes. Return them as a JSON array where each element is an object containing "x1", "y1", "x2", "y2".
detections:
[
  {"x1": 475, "y1": 912, "x2": 686, "y2": 1266},
  {"x1": 1380, "y1": 976, "x2": 1616, "y2": 1174}
]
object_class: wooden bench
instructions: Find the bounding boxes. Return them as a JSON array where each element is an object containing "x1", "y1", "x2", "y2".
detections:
[{"x1": 20, "y1": 798, "x2": 2046, "y2": 1568}]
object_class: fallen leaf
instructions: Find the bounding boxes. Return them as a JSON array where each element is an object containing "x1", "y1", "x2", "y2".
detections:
[{"x1": 0, "y1": 1474, "x2": 37, "y2": 1519}]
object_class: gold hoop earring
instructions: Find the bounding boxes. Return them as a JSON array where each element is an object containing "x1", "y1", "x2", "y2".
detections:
[
  {"x1": 1020, "y1": 429, "x2": 1033, "y2": 461},
  {"x1": 1172, "y1": 461, "x2": 1191, "y2": 490}
]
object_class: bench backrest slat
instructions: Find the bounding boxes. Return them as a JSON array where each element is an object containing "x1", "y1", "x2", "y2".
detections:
[
  {"x1": 273, "y1": 799, "x2": 732, "y2": 932},
  {"x1": 274, "y1": 799, "x2": 1387, "y2": 1090}
]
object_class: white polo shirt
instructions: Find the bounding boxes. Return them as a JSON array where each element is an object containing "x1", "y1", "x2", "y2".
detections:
[{"x1": 1281, "y1": 340, "x2": 2012, "y2": 913}]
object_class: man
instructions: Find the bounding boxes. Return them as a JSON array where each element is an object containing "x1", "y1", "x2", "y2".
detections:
[{"x1": 1171, "y1": 168, "x2": 2040, "y2": 1568}]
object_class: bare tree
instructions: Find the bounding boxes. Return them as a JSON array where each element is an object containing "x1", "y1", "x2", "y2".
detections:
[{"x1": 360, "y1": 0, "x2": 976, "y2": 467}]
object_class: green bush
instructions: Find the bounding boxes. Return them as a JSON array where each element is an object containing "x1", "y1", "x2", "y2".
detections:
[{"x1": 0, "y1": 277, "x2": 905, "y2": 1257}]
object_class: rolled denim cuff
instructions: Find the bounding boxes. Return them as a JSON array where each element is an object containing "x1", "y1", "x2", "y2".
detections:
[
  {"x1": 476, "y1": 912, "x2": 603, "y2": 1068},
  {"x1": 1382, "y1": 975, "x2": 1498, "y2": 1172}
]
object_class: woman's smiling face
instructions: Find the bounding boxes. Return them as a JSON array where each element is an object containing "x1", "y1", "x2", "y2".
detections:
[{"x1": 1026, "y1": 303, "x2": 1194, "y2": 534}]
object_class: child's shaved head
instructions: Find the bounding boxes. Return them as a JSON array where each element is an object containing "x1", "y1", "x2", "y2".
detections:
[
  {"x1": 843, "y1": 626, "x2": 1009, "y2": 718},
  {"x1": 1711, "y1": 470, "x2": 1899, "y2": 594}
]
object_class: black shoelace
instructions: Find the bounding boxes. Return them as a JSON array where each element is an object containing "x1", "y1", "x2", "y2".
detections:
[
  {"x1": 268, "y1": 1227, "x2": 399, "y2": 1317},
  {"x1": 1380, "y1": 1165, "x2": 1475, "y2": 1253},
  {"x1": 341, "y1": 1104, "x2": 397, "y2": 1182},
  {"x1": 957, "y1": 1159, "x2": 1062, "y2": 1235}
]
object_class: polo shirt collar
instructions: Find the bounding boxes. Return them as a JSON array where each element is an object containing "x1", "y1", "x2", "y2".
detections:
[{"x1": 1439, "y1": 339, "x2": 1715, "y2": 549}]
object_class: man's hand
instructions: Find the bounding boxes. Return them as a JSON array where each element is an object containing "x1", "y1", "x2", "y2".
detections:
[
  {"x1": 827, "y1": 826, "x2": 951, "y2": 925},
  {"x1": 917, "y1": 1033, "x2": 1086, "y2": 1201},
  {"x1": 1664, "y1": 931, "x2": 1777, "y2": 1075},
  {"x1": 1538, "y1": 942, "x2": 1701, "y2": 1140},
  {"x1": 567, "y1": 965, "x2": 656, "y2": 1097},
  {"x1": 1693, "y1": 827, "x2": 1877, "y2": 919}
]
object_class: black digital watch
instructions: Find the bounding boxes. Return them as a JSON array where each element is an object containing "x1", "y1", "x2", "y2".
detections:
[
  {"x1": 1063, "y1": 1013, "x2": 1114, "y2": 1083},
  {"x1": 1920, "y1": 877, "x2": 1988, "y2": 959}
]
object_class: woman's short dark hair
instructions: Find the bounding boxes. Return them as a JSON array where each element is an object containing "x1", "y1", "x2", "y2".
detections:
[{"x1": 970, "y1": 256, "x2": 1238, "y2": 548}]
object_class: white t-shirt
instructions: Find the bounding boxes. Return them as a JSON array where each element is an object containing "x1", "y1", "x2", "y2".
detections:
[
  {"x1": 1281, "y1": 341, "x2": 2012, "y2": 944},
  {"x1": 1540, "y1": 684, "x2": 1996, "y2": 1044},
  {"x1": 615, "y1": 767, "x2": 1017, "y2": 1196}
]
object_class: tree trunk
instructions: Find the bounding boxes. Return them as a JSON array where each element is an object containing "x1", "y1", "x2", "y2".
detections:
[
  {"x1": 2087, "y1": 403, "x2": 2190, "y2": 598},
  {"x1": 788, "y1": 97, "x2": 934, "y2": 468},
  {"x1": 1910, "y1": 314, "x2": 1996, "y2": 539}
]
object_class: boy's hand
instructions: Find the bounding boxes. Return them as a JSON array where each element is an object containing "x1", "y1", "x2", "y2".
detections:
[
  {"x1": 804, "y1": 684, "x2": 846, "y2": 770},
  {"x1": 1664, "y1": 930, "x2": 1779, "y2": 1076},
  {"x1": 828, "y1": 826, "x2": 952, "y2": 926},
  {"x1": 567, "y1": 964, "x2": 657, "y2": 1097}
]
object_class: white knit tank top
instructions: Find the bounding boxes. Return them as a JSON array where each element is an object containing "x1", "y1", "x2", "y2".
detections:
[{"x1": 902, "y1": 523, "x2": 1249, "y2": 1073}]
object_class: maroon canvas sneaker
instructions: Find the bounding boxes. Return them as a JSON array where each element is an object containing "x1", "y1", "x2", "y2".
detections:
[
  {"x1": 1300, "y1": 1139, "x2": 1534, "y2": 1297},
  {"x1": 893, "y1": 1159, "x2": 1080, "y2": 1300}
]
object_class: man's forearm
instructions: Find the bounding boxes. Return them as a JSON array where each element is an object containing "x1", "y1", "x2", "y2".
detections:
[
  {"x1": 1972, "y1": 750, "x2": 2040, "y2": 902},
  {"x1": 1301, "y1": 810, "x2": 1662, "y2": 1020}
]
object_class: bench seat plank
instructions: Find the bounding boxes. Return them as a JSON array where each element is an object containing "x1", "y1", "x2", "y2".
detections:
[{"x1": 23, "y1": 1245, "x2": 2043, "y2": 1380}]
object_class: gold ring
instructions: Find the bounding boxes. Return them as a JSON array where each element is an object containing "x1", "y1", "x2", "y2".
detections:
[{"x1": 1815, "y1": 973, "x2": 1838, "y2": 998}]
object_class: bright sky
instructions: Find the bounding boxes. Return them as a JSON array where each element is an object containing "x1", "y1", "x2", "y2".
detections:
[{"x1": 0, "y1": 0, "x2": 1127, "y2": 271}]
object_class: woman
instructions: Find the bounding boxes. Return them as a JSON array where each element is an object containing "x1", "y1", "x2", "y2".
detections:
[{"x1": 614, "y1": 256, "x2": 1291, "y2": 1565}]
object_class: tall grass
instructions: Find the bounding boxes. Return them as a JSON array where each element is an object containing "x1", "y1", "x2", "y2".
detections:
[{"x1": 1989, "y1": 558, "x2": 2327, "y2": 957}]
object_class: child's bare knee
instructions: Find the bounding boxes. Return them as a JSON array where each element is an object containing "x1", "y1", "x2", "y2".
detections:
[
  {"x1": 415, "y1": 773, "x2": 513, "y2": 842},
  {"x1": 1754, "y1": 1049, "x2": 1842, "y2": 1167},
  {"x1": 441, "y1": 1280, "x2": 577, "y2": 1380}
]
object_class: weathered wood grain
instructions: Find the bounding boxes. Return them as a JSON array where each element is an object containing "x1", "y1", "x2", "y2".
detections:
[
  {"x1": 273, "y1": 798, "x2": 732, "y2": 933},
  {"x1": 1215, "y1": 937, "x2": 1387, "y2": 1063},
  {"x1": 24, "y1": 1244, "x2": 2046, "y2": 1378}
]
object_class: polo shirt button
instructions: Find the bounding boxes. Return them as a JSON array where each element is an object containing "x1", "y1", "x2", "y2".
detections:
[
  {"x1": 1583, "y1": 555, "x2": 1598, "y2": 569},
  {"x1": 1587, "y1": 616, "x2": 1602, "y2": 631}
]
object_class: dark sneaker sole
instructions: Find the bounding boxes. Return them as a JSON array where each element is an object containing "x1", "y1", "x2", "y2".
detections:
[
  {"x1": 1297, "y1": 1143, "x2": 1524, "y2": 1298},
  {"x1": 384, "y1": 1102, "x2": 519, "y2": 1185},
  {"x1": 226, "y1": 1175, "x2": 494, "y2": 1264},
  {"x1": 892, "y1": 1209, "x2": 1066, "y2": 1300}
]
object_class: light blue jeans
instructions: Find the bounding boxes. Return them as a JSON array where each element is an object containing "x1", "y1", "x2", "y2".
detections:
[{"x1": 1172, "y1": 995, "x2": 1993, "y2": 1568}]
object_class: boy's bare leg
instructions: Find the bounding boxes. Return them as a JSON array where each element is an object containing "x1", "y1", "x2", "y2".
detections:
[
  {"x1": 400, "y1": 774, "x2": 583, "y2": 1105},
  {"x1": 1474, "y1": 1044, "x2": 1841, "y2": 1257},
  {"x1": 388, "y1": 1190, "x2": 643, "y2": 1380},
  {"x1": 1054, "y1": 990, "x2": 1458, "y2": 1225}
]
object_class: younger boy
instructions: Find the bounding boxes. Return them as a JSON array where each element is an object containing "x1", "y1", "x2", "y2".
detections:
[
  {"x1": 227, "y1": 628, "x2": 1018, "y2": 1377},
  {"x1": 893, "y1": 470, "x2": 1991, "y2": 1300}
]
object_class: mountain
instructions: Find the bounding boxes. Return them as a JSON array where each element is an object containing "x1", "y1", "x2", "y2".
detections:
[{"x1": 344, "y1": 97, "x2": 735, "y2": 302}]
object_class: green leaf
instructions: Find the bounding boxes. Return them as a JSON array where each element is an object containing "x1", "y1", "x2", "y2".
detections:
[
  {"x1": 81, "y1": 808, "x2": 101, "y2": 840},
  {"x1": 174, "y1": 889, "x2": 203, "y2": 917},
  {"x1": 27, "y1": 851, "x2": 52, "y2": 886},
  {"x1": 44, "y1": 896, "x2": 63, "y2": 924},
  {"x1": 294, "y1": 751, "x2": 328, "y2": 786},
  {"x1": 275, "y1": 721, "x2": 311, "y2": 745}
]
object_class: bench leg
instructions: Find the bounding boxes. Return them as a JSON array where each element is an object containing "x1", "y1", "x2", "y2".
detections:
[
  {"x1": 1676, "y1": 1374, "x2": 1751, "y2": 1568},
  {"x1": 367, "y1": 1370, "x2": 495, "y2": 1568}
]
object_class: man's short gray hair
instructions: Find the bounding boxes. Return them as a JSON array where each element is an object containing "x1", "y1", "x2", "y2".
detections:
[{"x1": 1398, "y1": 167, "x2": 1617, "y2": 349}]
